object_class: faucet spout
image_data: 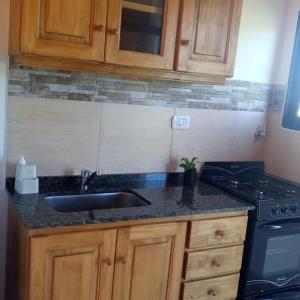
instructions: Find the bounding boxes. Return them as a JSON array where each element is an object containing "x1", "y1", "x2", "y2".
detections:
[{"x1": 81, "y1": 169, "x2": 101, "y2": 191}]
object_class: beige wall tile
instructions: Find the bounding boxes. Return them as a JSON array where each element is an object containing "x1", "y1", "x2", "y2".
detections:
[
  {"x1": 7, "y1": 96, "x2": 101, "y2": 176},
  {"x1": 170, "y1": 109, "x2": 238, "y2": 172},
  {"x1": 231, "y1": 111, "x2": 266, "y2": 161},
  {"x1": 264, "y1": 112, "x2": 300, "y2": 183},
  {"x1": 97, "y1": 103, "x2": 175, "y2": 174}
]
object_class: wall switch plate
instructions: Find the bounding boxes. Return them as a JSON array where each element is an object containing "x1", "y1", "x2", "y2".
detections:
[{"x1": 172, "y1": 116, "x2": 190, "y2": 129}]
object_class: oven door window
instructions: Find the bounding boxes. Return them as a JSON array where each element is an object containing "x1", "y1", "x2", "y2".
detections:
[
  {"x1": 246, "y1": 221, "x2": 300, "y2": 296},
  {"x1": 263, "y1": 234, "x2": 300, "y2": 277}
]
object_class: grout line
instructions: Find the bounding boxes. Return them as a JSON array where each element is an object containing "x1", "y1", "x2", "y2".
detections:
[
  {"x1": 95, "y1": 102, "x2": 102, "y2": 172},
  {"x1": 169, "y1": 107, "x2": 176, "y2": 172}
]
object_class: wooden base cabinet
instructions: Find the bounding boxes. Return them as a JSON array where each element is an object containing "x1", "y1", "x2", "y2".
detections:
[
  {"x1": 29, "y1": 230, "x2": 117, "y2": 300},
  {"x1": 113, "y1": 223, "x2": 186, "y2": 300},
  {"x1": 181, "y1": 215, "x2": 248, "y2": 300},
  {"x1": 10, "y1": 220, "x2": 186, "y2": 300}
]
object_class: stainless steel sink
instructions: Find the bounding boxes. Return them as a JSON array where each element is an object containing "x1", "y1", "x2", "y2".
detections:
[{"x1": 46, "y1": 191, "x2": 150, "y2": 212}]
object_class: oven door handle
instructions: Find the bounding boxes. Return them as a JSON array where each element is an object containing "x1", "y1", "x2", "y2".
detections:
[{"x1": 260, "y1": 225, "x2": 283, "y2": 230}]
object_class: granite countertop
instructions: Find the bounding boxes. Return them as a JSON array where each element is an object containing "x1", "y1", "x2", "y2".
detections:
[{"x1": 7, "y1": 173, "x2": 255, "y2": 230}]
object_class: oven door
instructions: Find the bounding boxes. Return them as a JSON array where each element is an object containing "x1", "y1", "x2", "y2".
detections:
[{"x1": 246, "y1": 218, "x2": 300, "y2": 296}]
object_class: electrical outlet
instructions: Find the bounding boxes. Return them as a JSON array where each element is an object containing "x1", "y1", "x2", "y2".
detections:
[{"x1": 172, "y1": 116, "x2": 190, "y2": 129}]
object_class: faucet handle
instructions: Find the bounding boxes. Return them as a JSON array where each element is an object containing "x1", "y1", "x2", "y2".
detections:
[{"x1": 81, "y1": 169, "x2": 91, "y2": 178}]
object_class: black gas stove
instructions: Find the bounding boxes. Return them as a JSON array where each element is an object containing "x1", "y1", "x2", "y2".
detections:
[
  {"x1": 203, "y1": 161, "x2": 300, "y2": 221},
  {"x1": 203, "y1": 161, "x2": 300, "y2": 299}
]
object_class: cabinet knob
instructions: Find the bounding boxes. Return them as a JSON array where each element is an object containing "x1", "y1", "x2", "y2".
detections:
[
  {"x1": 181, "y1": 39, "x2": 190, "y2": 46},
  {"x1": 103, "y1": 258, "x2": 113, "y2": 266},
  {"x1": 117, "y1": 257, "x2": 127, "y2": 264},
  {"x1": 94, "y1": 25, "x2": 105, "y2": 32},
  {"x1": 211, "y1": 259, "x2": 221, "y2": 267},
  {"x1": 207, "y1": 289, "x2": 217, "y2": 296},
  {"x1": 107, "y1": 28, "x2": 119, "y2": 35},
  {"x1": 215, "y1": 229, "x2": 225, "y2": 237}
]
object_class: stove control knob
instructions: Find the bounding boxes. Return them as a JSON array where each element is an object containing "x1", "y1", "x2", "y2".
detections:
[
  {"x1": 271, "y1": 207, "x2": 279, "y2": 216},
  {"x1": 281, "y1": 207, "x2": 288, "y2": 215},
  {"x1": 290, "y1": 206, "x2": 298, "y2": 213}
]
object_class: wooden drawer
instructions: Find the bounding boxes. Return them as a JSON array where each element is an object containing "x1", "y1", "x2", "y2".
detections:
[
  {"x1": 185, "y1": 245, "x2": 243, "y2": 280},
  {"x1": 188, "y1": 216, "x2": 247, "y2": 249},
  {"x1": 182, "y1": 273, "x2": 240, "y2": 300}
]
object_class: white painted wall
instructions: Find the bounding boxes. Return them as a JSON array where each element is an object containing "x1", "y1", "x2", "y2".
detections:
[
  {"x1": 234, "y1": 0, "x2": 289, "y2": 84},
  {"x1": 264, "y1": 0, "x2": 300, "y2": 183},
  {"x1": 0, "y1": 0, "x2": 9, "y2": 297}
]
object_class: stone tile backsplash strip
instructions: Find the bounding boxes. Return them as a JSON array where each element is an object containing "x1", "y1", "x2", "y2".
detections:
[{"x1": 9, "y1": 66, "x2": 286, "y2": 112}]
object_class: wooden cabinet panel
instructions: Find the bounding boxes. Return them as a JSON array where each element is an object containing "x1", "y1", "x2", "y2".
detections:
[
  {"x1": 182, "y1": 274, "x2": 240, "y2": 300},
  {"x1": 176, "y1": 0, "x2": 243, "y2": 76},
  {"x1": 185, "y1": 245, "x2": 244, "y2": 280},
  {"x1": 105, "y1": 0, "x2": 180, "y2": 70},
  {"x1": 113, "y1": 222, "x2": 186, "y2": 300},
  {"x1": 21, "y1": 0, "x2": 107, "y2": 61},
  {"x1": 29, "y1": 229, "x2": 117, "y2": 300},
  {"x1": 188, "y1": 216, "x2": 247, "y2": 249}
]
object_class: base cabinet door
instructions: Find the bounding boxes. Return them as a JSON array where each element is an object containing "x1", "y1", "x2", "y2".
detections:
[
  {"x1": 176, "y1": 0, "x2": 243, "y2": 76},
  {"x1": 21, "y1": 0, "x2": 107, "y2": 61},
  {"x1": 112, "y1": 222, "x2": 186, "y2": 300},
  {"x1": 29, "y1": 229, "x2": 117, "y2": 300}
]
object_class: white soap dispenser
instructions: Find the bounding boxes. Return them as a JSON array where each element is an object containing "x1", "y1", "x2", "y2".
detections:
[{"x1": 15, "y1": 156, "x2": 39, "y2": 194}]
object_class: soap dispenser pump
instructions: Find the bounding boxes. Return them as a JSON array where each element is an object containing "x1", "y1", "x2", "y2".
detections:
[{"x1": 15, "y1": 156, "x2": 39, "y2": 194}]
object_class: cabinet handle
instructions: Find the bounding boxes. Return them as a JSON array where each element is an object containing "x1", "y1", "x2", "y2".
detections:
[
  {"x1": 107, "y1": 28, "x2": 119, "y2": 35},
  {"x1": 117, "y1": 257, "x2": 127, "y2": 264},
  {"x1": 207, "y1": 289, "x2": 217, "y2": 296},
  {"x1": 103, "y1": 258, "x2": 113, "y2": 266},
  {"x1": 181, "y1": 39, "x2": 190, "y2": 46},
  {"x1": 94, "y1": 25, "x2": 105, "y2": 32},
  {"x1": 211, "y1": 259, "x2": 221, "y2": 267},
  {"x1": 215, "y1": 229, "x2": 225, "y2": 237}
]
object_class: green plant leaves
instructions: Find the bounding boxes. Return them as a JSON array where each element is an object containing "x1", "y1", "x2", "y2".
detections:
[{"x1": 179, "y1": 156, "x2": 198, "y2": 170}]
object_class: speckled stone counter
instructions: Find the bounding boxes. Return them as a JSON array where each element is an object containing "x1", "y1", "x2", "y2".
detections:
[{"x1": 7, "y1": 173, "x2": 254, "y2": 230}]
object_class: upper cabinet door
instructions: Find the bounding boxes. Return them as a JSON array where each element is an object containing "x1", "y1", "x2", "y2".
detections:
[
  {"x1": 21, "y1": 0, "x2": 108, "y2": 61},
  {"x1": 176, "y1": 0, "x2": 243, "y2": 76},
  {"x1": 105, "y1": 0, "x2": 180, "y2": 70}
]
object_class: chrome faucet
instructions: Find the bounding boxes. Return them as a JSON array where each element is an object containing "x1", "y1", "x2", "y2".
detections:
[{"x1": 81, "y1": 169, "x2": 101, "y2": 191}]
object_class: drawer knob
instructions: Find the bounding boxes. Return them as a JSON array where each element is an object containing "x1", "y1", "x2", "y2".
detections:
[
  {"x1": 211, "y1": 258, "x2": 221, "y2": 267},
  {"x1": 215, "y1": 229, "x2": 225, "y2": 237},
  {"x1": 103, "y1": 258, "x2": 113, "y2": 266},
  {"x1": 107, "y1": 28, "x2": 119, "y2": 35},
  {"x1": 181, "y1": 39, "x2": 190, "y2": 46},
  {"x1": 207, "y1": 289, "x2": 217, "y2": 296},
  {"x1": 94, "y1": 25, "x2": 105, "y2": 32},
  {"x1": 117, "y1": 257, "x2": 127, "y2": 264}
]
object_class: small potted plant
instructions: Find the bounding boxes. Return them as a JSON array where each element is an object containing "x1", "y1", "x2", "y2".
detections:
[{"x1": 180, "y1": 157, "x2": 198, "y2": 186}]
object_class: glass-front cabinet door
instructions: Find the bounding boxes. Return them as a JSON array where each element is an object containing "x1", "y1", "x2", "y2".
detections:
[{"x1": 105, "y1": 0, "x2": 179, "y2": 70}]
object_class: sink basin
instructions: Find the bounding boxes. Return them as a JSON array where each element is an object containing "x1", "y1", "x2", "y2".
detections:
[{"x1": 46, "y1": 191, "x2": 150, "y2": 212}]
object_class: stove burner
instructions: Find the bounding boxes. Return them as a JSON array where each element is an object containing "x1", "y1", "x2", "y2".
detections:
[
  {"x1": 255, "y1": 190, "x2": 265, "y2": 199},
  {"x1": 229, "y1": 179, "x2": 239, "y2": 188},
  {"x1": 286, "y1": 189, "x2": 296, "y2": 194}
]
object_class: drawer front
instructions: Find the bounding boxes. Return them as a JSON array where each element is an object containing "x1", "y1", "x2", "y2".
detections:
[
  {"x1": 185, "y1": 245, "x2": 243, "y2": 280},
  {"x1": 188, "y1": 216, "x2": 247, "y2": 249},
  {"x1": 182, "y1": 274, "x2": 240, "y2": 300}
]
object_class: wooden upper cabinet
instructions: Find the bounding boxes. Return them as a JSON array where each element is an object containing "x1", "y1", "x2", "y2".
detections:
[
  {"x1": 29, "y1": 229, "x2": 117, "y2": 300},
  {"x1": 21, "y1": 0, "x2": 108, "y2": 61},
  {"x1": 112, "y1": 222, "x2": 186, "y2": 300},
  {"x1": 176, "y1": 0, "x2": 243, "y2": 76},
  {"x1": 105, "y1": 0, "x2": 180, "y2": 70}
]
